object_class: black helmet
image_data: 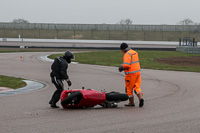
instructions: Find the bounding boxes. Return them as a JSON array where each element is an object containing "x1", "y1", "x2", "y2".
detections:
[
  {"x1": 63, "y1": 51, "x2": 74, "y2": 63},
  {"x1": 120, "y1": 43, "x2": 128, "y2": 50}
]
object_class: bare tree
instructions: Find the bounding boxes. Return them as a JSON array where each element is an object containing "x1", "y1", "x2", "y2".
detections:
[
  {"x1": 12, "y1": 18, "x2": 29, "y2": 24},
  {"x1": 177, "y1": 18, "x2": 194, "y2": 25},
  {"x1": 177, "y1": 18, "x2": 196, "y2": 39},
  {"x1": 117, "y1": 18, "x2": 133, "y2": 40},
  {"x1": 118, "y1": 18, "x2": 133, "y2": 25}
]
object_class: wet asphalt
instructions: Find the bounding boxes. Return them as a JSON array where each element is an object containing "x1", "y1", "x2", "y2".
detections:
[{"x1": 0, "y1": 42, "x2": 200, "y2": 133}]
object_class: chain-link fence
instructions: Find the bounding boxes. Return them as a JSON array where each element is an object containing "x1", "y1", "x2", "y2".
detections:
[{"x1": 1, "y1": 22, "x2": 200, "y2": 41}]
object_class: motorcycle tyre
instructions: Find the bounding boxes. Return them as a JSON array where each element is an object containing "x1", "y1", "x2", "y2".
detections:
[
  {"x1": 61, "y1": 91, "x2": 82, "y2": 105},
  {"x1": 106, "y1": 92, "x2": 129, "y2": 102}
]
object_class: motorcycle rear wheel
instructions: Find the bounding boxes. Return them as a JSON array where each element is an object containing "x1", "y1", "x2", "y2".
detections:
[{"x1": 61, "y1": 91, "x2": 82, "y2": 105}]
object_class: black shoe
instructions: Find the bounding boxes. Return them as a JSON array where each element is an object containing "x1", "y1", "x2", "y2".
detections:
[
  {"x1": 51, "y1": 104, "x2": 59, "y2": 108},
  {"x1": 49, "y1": 100, "x2": 52, "y2": 105},
  {"x1": 139, "y1": 99, "x2": 144, "y2": 107}
]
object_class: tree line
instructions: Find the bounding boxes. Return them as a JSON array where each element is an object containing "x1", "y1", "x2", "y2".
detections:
[{"x1": 11, "y1": 18, "x2": 199, "y2": 25}]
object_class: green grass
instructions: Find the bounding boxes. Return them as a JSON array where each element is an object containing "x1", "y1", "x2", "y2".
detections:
[
  {"x1": 49, "y1": 50, "x2": 200, "y2": 72},
  {"x1": 0, "y1": 75, "x2": 26, "y2": 89},
  {"x1": 139, "y1": 51, "x2": 200, "y2": 72}
]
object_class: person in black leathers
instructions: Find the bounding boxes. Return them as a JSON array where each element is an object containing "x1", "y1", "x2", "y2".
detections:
[{"x1": 49, "y1": 51, "x2": 74, "y2": 108}]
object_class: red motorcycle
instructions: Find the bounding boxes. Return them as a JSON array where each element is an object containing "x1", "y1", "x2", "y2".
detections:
[{"x1": 61, "y1": 88, "x2": 128, "y2": 109}]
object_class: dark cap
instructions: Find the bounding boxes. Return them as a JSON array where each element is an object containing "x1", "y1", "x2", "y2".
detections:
[{"x1": 120, "y1": 43, "x2": 128, "y2": 50}]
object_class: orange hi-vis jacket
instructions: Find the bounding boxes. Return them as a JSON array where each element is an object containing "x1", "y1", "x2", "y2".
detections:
[{"x1": 122, "y1": 49, "x2": 141, "y2": 75}]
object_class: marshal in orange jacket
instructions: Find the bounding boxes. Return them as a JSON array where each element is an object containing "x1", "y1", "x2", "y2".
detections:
[
  {"x1": 122, "y1": 49, "x2": 143, "y2": 96},
  {"x1": 122, "y1": 49, "x2": 141, "y2": 75}
]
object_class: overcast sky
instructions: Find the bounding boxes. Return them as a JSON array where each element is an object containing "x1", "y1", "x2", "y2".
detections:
[{"x1": 1, "y1": 0, "x2": 200, "y2": 25}]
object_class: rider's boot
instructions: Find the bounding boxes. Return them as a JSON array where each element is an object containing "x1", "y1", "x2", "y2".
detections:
[
  {"x1": 49, "y1": 99, "x2": 52, "y2": 104},
  {"x1": 50, "y1": 100, "x2": 59, "y2": 108},
  {"x1": 51, "y1": 103, "x2": 59, "y2": 108},
  {"x1": 125, "y1": 96, "x2": 135, "y2": 106},
  {"x1": 50, "y1": 92, "x2": 61, "y2": 108},
  {"x1": 137, "y1": 93, "x2": 144, "y2": 107}
]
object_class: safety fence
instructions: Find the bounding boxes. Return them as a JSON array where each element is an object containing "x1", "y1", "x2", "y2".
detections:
[
  {"x1": 0, "y1": 22, "x2": 200, "y2": 41},
  {"x1": 1, "y1": 22, "x2": 200, "y2": 31}
]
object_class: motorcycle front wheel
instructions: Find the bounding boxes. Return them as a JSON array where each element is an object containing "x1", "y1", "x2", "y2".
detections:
[{"x1": 106, "y1": 92, "x2": 128, "y2": 102}]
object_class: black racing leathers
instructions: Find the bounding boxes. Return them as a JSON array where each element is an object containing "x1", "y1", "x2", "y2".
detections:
[
  {"x1": 50, "y1": 57, "x2": 69, "y2": 80},
  {"x1": 49, "y1": 57, "x2": 69, "y2": 107}
]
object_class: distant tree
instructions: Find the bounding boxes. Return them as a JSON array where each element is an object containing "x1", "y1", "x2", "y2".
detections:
[
  {"x1": 118, "y1": 18, "x2": 133, "y2": 25},
  {"x1": 12, "y1": 18, "x2": 29, "y2": 24},
  {"x1": 177, "y1": 18, "x2": 194, "y2": 25},
  {"x1": 117, "y1": 18, "x2": 133, "y2": 39}
]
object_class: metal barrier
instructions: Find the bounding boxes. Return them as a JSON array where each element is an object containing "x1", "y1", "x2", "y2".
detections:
[{"x1": 1, "y1": 22, "x2": 200, "y2": 31}]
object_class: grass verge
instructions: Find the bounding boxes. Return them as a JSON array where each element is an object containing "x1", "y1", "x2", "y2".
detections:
[
  {"x1": 48, "y1": 50, "x2": 200, "y2": 73},
  {"x1": 0, "y1": 75, "x2": 27, "y2": 89}
]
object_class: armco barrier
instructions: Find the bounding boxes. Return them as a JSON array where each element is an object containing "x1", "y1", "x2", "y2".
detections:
[{"x1": 176, "y1": 47, "x2": 200, "y2": 54}]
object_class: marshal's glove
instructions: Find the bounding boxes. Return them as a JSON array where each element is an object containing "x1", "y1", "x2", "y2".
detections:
[
  {"x1": 118, "y1": 65, "x2": 124, "y2": 72},
  {"x1": 66, "y1": 79, "x2": 72, "y2": 86}
]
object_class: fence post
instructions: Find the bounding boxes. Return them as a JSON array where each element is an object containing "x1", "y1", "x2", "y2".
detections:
[
  {"x1": 142, "y1": 25, "x2": 145, "y2": 41},
  {"x1": 55, "y1": 24, "x2": 58, "y2": 39},
  {"x1": 39, "y1": 29, "x2": 40, "y2": 38},
  {"x1": 21, "y1": 26, "x2": 23, "y2": 39},
  {"x1": 108, "y1": 26, "x2": 110, "y2": 40},
  {"x1": 3, "y1": 27, "x2": 6, "y2": 38},
  {"x1": 162, "y1": 25, "x2": 164, "y2": 41},
  {"x1": 127, "y1": 25, "x2": 129, "y2": 40},
  {"x1": 34, "y1": 23, "x2": 36, "y2": 38},
  {"x1": 73, "y1": 29, "x2": 75, "y2": 39},
  {"x1": 91, "y1": 29, "x2": 93, "y2": 39}
]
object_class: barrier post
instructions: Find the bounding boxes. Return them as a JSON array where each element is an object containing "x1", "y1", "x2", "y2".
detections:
[
  {"x1": 179, "y1": 38, "x2": 181, "y2": 46},
  {"x1": 193, "y1": 38, "x2": 195, "y2": 47}
]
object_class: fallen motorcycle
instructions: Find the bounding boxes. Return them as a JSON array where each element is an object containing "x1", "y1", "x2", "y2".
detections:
[{"x1": 61, "y1": 88, "x2": 129, "y2": 109}]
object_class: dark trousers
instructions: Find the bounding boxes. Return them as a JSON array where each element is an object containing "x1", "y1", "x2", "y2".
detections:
[{"x1": 50, "y1": 76, "x2": 64, "y2": 105}]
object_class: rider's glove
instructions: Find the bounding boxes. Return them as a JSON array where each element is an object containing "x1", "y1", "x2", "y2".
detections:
[
  {"x1": 66, "y1": 79, "x2": 72, "y2": 86},
  {"x1": 118, "y1": 65, "x2": 124, "y2": 72}
]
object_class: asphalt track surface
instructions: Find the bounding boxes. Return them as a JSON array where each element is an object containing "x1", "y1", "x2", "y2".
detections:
[{"x1": 0, "y1": 43, "x2": 200, "y2": 133}]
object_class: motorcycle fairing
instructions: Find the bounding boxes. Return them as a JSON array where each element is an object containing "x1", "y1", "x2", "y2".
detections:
[{"x1": 61, "y1": 89, "x2": 106, "y2": 109}]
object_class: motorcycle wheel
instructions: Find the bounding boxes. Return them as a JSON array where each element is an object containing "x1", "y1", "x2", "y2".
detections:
[
  {"x1": 106, "y1": 92, "x2": 128, "y2": 102},
  {"x1": 61, "y1": 91, "x2": 82, "y2": 105}
]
